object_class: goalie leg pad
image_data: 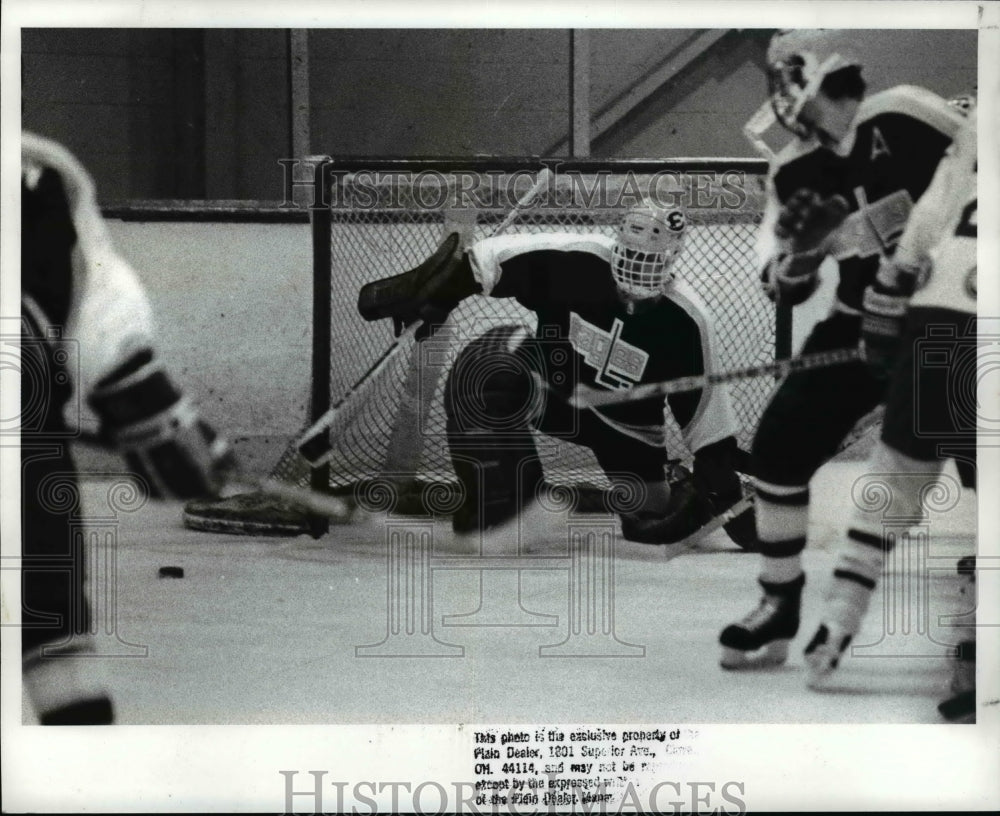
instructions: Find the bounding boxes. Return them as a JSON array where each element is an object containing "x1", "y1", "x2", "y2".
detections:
[{"x1": 444, "y1": 325, "x2": 545, "y2": 533}]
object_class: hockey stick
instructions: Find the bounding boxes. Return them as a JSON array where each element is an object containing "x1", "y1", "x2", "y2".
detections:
[
  {"x1": 295, "y1": 319, "x2": 424, "y2": 464},
  {"x1": 71, "y1": 428, "x2": 354, "y2": 519},
  {"x1": 569, "y1": 345, "x2": 863, "y2": 409},
  {"x1": 659, "y1": 493, "x2": 756, "y2": 562},
  {"x1": 295, "y1": 166, "x2": 553, "y2": 468}
]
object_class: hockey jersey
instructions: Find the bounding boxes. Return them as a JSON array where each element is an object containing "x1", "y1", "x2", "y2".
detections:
[
  {"x1": 758, "y1": 85, "x2": 963, "y2": 313},
  {"x1": 21, "y1": 132, "x2": 156, "y2": 398},
  {"x1": 468, "y1": 232, "x2": 739, "y2": 453},
  {"x1": 901, "y1": 107, "x2": 977, "y2": 315}
]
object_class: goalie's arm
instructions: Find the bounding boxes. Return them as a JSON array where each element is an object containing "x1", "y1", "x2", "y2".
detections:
[{"x1": 357, "y1": 232, "x2": 605, "y2": 330}]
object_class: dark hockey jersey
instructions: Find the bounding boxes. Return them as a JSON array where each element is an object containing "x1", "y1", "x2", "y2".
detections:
[
  {"x1": 22, "y1": 163, "x2": 77, "y2": 329},
  {"x1": 468, "y1": 233, "x2": 738, "y2": 452},
  {"x1": 763, "y1": 85, "x2": 962, "y2": 312}
]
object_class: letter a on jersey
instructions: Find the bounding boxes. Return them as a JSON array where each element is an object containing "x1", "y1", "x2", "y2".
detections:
[{"x1": 870, "y1": 126, "x2": 892, "y2": 162}]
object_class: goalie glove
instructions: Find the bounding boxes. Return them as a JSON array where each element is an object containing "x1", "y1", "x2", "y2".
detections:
[
  {"x1": 357, "y1": 232, "x2": 481, "y2": 339},
  {"x1": 763, "y1": 189, "x2": 850, "y2": 306},
  {"x1": 619, "y1": 478, "x2": 710, "y2": 544},
  {"x1": 88, "y1": 350, "x2": 237, "y2": 499},
  {"x1": 860, "y1": 259, "x2": 921, "y2": 376}
]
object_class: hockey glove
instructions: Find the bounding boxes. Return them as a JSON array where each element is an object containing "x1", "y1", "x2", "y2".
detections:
[
  {"x1": 860, "y1": 259, "x2": 921, "y2": 376},
  {"x1": 619, "y1": 477, "x2": 711, "y2": 545},
  {"x1": 358, "y1": 232, "x2": 480, "y2": 340},
  {"x1": 693, "y1": 437, "x2": 757, "y2": 550},
  {"x1": 775, "y1": 189, "x2": 850, "y2": 249},
  {"x1": 88, "y1": 350, "x2": 237, "y2": 499},
  {"x1": 762, "y1": 250, "x2": 824, "y2": 306},
  {"x1": 764, "y1": 189, "x2": 850, "y2": 306}
]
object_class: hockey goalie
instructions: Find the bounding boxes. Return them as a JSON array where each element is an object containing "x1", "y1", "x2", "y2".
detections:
[{"x1": 358, "y1": 201, "x2": 755, "y2": 548}]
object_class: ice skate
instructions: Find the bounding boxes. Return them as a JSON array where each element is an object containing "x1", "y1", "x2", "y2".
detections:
[
  {"x1": 23, "y1": 637, "x2": 115, "y2": 725},
  {"x1": 719, "y1": 574, "x2": 804, "y2": 669},
  {"x1": 803, "y1": 621, "x2": 856, "y2": 687}
]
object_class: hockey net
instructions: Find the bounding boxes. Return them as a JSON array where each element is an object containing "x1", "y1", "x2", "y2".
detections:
[{"x1": 262, "y1": 158, "x2": 782, "y2": 515}]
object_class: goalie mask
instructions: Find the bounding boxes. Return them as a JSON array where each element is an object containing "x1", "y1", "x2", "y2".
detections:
[
  {"x1": 765, "y1": 29, "x2": 863, "y2": 140},
  {"x1": 611, "y1": 203, "x2": 687, "y2": 300}
]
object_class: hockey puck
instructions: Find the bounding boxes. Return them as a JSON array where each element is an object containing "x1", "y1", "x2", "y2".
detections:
[{"x1": 158, "y1": 566, "x2": 185, "y2": 579}]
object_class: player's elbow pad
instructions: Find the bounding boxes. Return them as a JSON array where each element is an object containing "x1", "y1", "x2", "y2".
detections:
[{"x1": 88, "y1": 350, "x2": 236, "y2": 499}]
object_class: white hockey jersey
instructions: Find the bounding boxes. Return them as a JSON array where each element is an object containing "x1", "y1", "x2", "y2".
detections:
[
  {"x1": 22, "y1": 132, "x2": 156, "y2": 397},
  {"x1": 902, "y1": 108, "x2": 978, "y2": 315}
]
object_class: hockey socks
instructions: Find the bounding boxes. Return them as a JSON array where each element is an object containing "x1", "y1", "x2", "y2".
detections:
[
  {"x1": 718, "y1": 480, "x2": 810, "y2": 669},
  {"x1": 754, "y1": 479, "x2": 809, "y2": 584},
  {"x1": 805, "y1": 511, "x2": 893, "y2": 683}
]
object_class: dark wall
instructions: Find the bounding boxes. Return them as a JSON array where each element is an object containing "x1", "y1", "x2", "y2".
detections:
[
  {"x1": 23, "y1": 29, "x2": 205, "y2": 200},
  {"x1": 22, "y1": 28, "x2": 289, "y2": 201},
  {"x1": 308, "y1": 29, "x2": 572, "y2": 157},
  {"x1": 22, "y1": 28, "x2": 978, "y2": 202}
]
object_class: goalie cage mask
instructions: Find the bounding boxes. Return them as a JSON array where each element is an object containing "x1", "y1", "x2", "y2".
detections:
[
  {"x1": 764, "y1": 29, "x2": 862, "y2": 140},
  {"x1": 611, "y1": 204, "x2": 687, "y2": 300}
]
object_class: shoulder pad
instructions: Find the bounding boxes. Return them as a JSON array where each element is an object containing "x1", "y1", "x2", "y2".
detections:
[
  {"x1": 22, "y1": 131, "x2": 96, "y2": 202},
  {"x1": 856, "y1": 85, "x2": 963, "y2": 138},
  {"x1": 769, "y1": 134, "x2": 824, "y2": 177},
  {"x1": 479, "y1": 231, "x2": 614, "y2": 258},
  {"x1": 469, "y1": 232, "x2": 613, "y2": 294},
  {"x1": 664, "y1": 279, "x2": 712, "y2": 324}
]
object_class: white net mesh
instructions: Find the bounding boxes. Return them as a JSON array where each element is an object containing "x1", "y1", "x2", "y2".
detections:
[{"x1": 271, "y1": 161, "x2": 776, "y2": 497}]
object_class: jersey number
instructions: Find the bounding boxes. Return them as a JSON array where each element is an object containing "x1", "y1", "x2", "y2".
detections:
[
  {"x1": 956, "y1": 200, "x2": 977, "y2": 238},
  {"x1": 666, "y1": 210, "x2": 686, "y2": 232}
]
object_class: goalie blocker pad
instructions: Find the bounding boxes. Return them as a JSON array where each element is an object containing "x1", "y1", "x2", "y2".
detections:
[{"x1": 357, "y1": 231, "x2": 479, "y2": 324}]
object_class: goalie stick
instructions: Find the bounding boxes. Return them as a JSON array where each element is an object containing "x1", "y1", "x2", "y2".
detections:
[
  {"x1": 296, "y1": 166, "x2": 553, "y2": 468},
  {"x1": 72, "y1": 427, "x2": 354, "y2": 521},
  {"x1": 569, "y1": 345, "x2": 863, "y2": 409},
  {"x1": 660, "y1": 492, "x2": 756, "y2": 561}
]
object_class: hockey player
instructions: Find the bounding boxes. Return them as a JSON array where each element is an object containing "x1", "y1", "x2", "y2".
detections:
[
  {"x1": 718, "y1": 30, "x2": 964, "y2": 669},
  {"x1": 19, "y1": 132, "x2": 235, "y2": 723},
  {"x1": 804, "y1": 104, "x2": 978, "y2": 720},
  {"x1": 358, "y1": 202, "x2": 753, "y2": 546}
]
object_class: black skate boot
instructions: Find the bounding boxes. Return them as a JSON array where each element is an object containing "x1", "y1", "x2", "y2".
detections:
[
  {"x1": 719, "y1": 574, "x2": 805, "y2": 669},
  {"x1": 938, "y1": 555, "x2": 976, "y2": 723},
  {"x1": 937, "y1": 639, "x2": 976, "y2": 723}
]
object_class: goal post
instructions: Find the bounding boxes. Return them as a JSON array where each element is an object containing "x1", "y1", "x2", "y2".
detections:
[
  {"x1": 185, "y1": 157, "x2": 788, "y2": 534},
  {"x1": 282, "y1": 157, "x2": 780, "y2": 490}
]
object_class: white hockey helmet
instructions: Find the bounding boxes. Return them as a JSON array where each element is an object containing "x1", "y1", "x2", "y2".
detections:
[
  {"x1": 766, "y1": 29, "x2": 863, "y2": 138},
  {"x1": 611, "y1": 203, "x2": 687, "y2": 299},
  {"x1": 947, "y1": 90, "x2": 977, "y2": 117}
]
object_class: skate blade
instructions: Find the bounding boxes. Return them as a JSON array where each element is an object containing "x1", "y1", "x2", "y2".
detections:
[
  {"x1": 720, "y1": 639, "x2": 789, "y2": 670},
  {"x1": 804, "y1": 651, "x2": 840, "y2": 689}
]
